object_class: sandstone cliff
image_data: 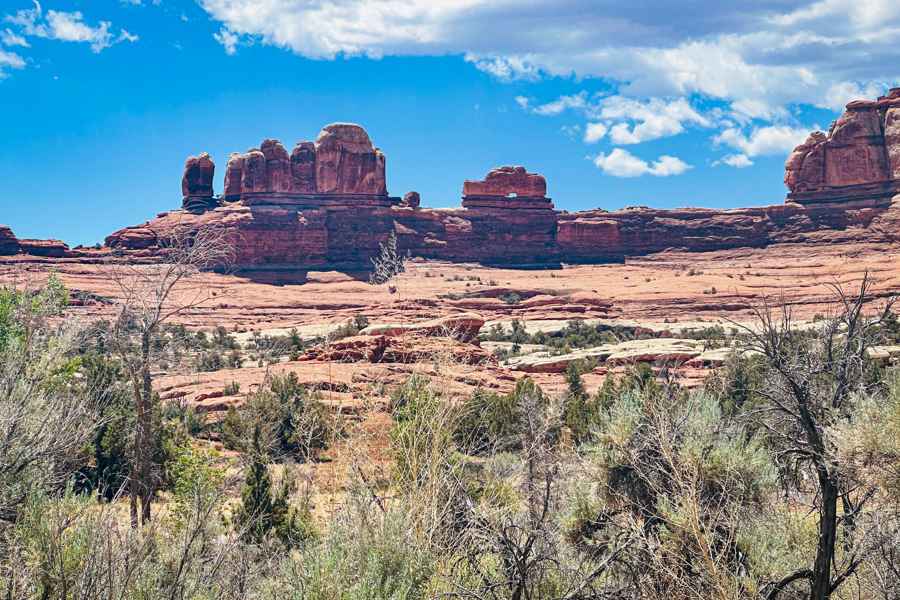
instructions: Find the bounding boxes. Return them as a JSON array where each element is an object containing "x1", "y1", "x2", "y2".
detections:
[
  {"x1": 785, "y1": 87, "x2": 900, "y2": 205},
  {"x1": 95, "y1": 103, "x2": 900, "y2": 272}
]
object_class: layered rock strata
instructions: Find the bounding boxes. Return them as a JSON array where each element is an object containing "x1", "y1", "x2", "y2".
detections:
[
  {"x1": 100, "y1": 100, "x2": 900, "y2": 272},
  {"x1": 218, "y1": 123, "x2": 391, "y2": 208},
  {"x1": 0, "y1": 225, "x2": 20, "y2": 255},
  {"x1": 181, "y1": 153, "x2": 216, "y2": 213},
  {"x1": 785, "y1": 88, "x2": 900, "y2": 205}
]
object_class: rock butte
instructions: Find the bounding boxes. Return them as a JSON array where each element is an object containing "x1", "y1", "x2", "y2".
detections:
[{"x1": 4, "y1": 91, "x2": 900, "y2": 268}]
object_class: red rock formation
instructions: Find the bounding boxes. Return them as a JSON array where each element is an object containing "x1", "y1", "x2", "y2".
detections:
[
  {"x1": 210, "y1": 123, "x2": 391, "y2": 210},
  {"x1": 301, "y1": 334, "x2": 492, "y2": 365},
  {"x1": 223, "y1": 153, "x2": 244, "y2": 201},
  {"x1": 314, "y1": 123, "x2": 387, "y2": 196},
  {"x1": 102, "y1": 112, "x2": 900, "y2": 272},
  {"x1": 360, "y1": 313, "x2": 484, "y2": 342},
  {"x1": 0, "y1": 225, "x2": 20, "y2": 256},
  {"x1": 18, "y1": 239, "x2": 70, "y2": 258},
  {"x1": 785, "y1": 88, "x2": 900, "y2": 204},
  {"x1": 290, "y1": 142, "x2": 316, "y2": 193},
  {"x1": 464, "y1": 166, "x2": 546, "y2": 199},
  {"x1": 181, "y1": 152, "x2": 216, "y2": 212},
  {"x1": 401, "y1": 191, "x2": 420, "y2": 209},
  {"x1": 261, "y1": 139, "x2": 292, "y2": 193}
]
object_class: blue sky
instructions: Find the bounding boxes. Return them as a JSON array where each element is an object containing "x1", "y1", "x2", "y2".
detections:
[{"x1": 1, "y1": 0, "x2": 897, "y2": 246}]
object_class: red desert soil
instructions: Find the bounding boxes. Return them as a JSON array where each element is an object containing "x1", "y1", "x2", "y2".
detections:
[{"x1": 3, "y1": 240, "x2": 898, "y2": 497}]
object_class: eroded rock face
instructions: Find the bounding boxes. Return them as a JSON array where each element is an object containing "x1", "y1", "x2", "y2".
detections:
[
  {"x1": 314, "y1": 123, "x2": 386, "y2": 195},
  {"x1": 181, "y1": 153, "x2": 216, "y2": 212},
  {"x1": 463, "y1": 166, "x2": 547, "y2": 199},
  {"x1": 785, "y1": 88, "x2": 900, "y2": 204},
  {"x1": 0, "y1": 225, "x2": 20, "y2": 256},
  {"x1": 223, "y1": 153, "x2": 244, "y2": 201},
  {"x1": 261, "y1": 139, "x2": 292, "y2": 193},
  {"x1": 290, "y1": 142, "x2": 316, "y2": 193},
  {"x1": 190, "y1": 123, "x2": 390, "y2": 210}
]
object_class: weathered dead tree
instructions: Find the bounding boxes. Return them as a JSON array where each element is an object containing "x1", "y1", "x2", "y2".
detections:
[{"x1": 105, "y1": 223, "x2": 232, "y2": 526}]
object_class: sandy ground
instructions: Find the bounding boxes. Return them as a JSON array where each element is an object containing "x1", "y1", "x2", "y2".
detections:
[{"x1": 4, "y1": 240, "x2": 899, "y2": 504}]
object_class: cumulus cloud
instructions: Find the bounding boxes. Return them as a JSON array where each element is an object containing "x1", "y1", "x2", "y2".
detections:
[
  {"x1": 0, "y1": 48, "x2": 25, "y2": 78},
  {"x1": 5, "y1": 2, "x2": 137, "y2": 53},
  {"x1": 592, "y1": 148, "x2": 691, "y2": 177},
  {"x1": 714, "y1": 125, "x2": 810, "y2": 157},
  {"x1": 583, "y1": 122, "x2": 608, "y2": 144},
  {"x1": 1, "y1": 28, "x2": 28, "y2": 47},
  {"x1": 715, "y1": 154, "x2": 754, "y2": 168},
  {"x1": 520, "y1": 92, "x2": 712, "y2": 145},
  {"x1": 526, "y1": 92, "x2": 589, "y2": 116},
  {"x1": 600, "y1": 96, "x2": 711, "y2": 144},
  {"x1": 214, "y1": 27, "x2": 239, "y2": 55},
  {"x1": 196, "y1": 0, "x2": 900, "y2": 117}
]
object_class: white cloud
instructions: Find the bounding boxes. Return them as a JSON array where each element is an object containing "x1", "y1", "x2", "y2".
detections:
[
  {"x1": 1, "y1": 28, "x2": 28, "y2": 47},
  {"x1": 583, "y1": 122, "x2": 607, "y2": 143},
  {"x1": 213, "y1": 27, "x2": 239, "y2": 55},
  {"x1": 519, "y1": 92, "x2": 711, "y2": 145},
  {"x1": 602, "y1": 96, "x2": 710, "y2": 144},
  {"x1": 592, "y1": 148, "x2": 691, "y2": 177},
  {"x1": 195, "y1": 0, "x2": 900, "y2": 120},
  {"x1": 821, "y1": 80, "x2": 887, "y2": 111},
  {"x1": 0, "y1": 48, "x2": 25, "y2": 78},
  {"x1": 527, "y1": 92, "x2": 588, "y2": 116},
  {"x1": 715, "y1": 154, "x2": 754, "y2": 168},
  {"x1": 465, "y1": 53, "x2": 540, "y2": 82},
  {"x1": 714, "y1": 125, "x2": 810, "y2": 157},
  {"x1": 5, "y1": 2, "x2": 136, "y2": 53}
]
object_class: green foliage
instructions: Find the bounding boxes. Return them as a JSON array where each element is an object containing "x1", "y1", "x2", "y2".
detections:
[
  {"x1": 499, "y1": 291, "x2": 522, "y2": 305},
  {"x1": 223, "y1": 372, "x2": 334, "y2": 462},
  {"x1": 0, "y1": 274, "x2": 68, "y2": 352},
  {"x1": 453, "y1": 378, "x2": 555, "y2": 455},
  {"x1": 234, "y1": 427, "x2": 317, "y2": 548},
  {"x1": 563, "y1": 361, "x2": 599, "y2": 445},
  {"x1": 327, "y1": 314, "x2": 371, "y2": 342}
]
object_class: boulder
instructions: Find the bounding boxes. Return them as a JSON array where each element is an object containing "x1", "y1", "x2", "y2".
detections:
[
  {"x1": 301, "y1": 333, "x2": 491, "y2": 365},
  {"x1": 402, "y1": 191, "x2": 421, "y2": 209}
]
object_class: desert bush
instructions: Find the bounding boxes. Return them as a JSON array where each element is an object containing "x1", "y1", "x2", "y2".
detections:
[
  {"x1": 453, "y1": 378, "x2": 557, "y2": 455},
  {"x1": 0, "y1": 278, "x2": 98, "y2": 522},
  {"x1": 233, "y1": 427, "x2": 317, "y2": 548},
  {"x1": 326, "y1": 314, "x2": 370, "y2": 342},
  {"x1": 224, "y1": 372, "x2": 335, "y2": 462}
]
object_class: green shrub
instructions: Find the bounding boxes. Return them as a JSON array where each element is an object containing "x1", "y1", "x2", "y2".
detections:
[
  {"x1": 226, "y1": 372, "x2": 335, "y2": 462},
  {"x1": 454, "y1": 378, "x2": 555, "y2": 455}
]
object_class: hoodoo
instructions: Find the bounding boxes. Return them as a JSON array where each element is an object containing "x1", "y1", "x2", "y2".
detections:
[{"x1": 99, "y1": 99, "x2": 900, "y2": 273}]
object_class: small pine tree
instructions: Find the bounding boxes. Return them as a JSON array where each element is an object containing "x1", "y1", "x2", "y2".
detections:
[
  {"x1": 234, "y1": 425, "x2": 317, "y2": 547},
  {"x1": 563, "y1": 361, "x2": 596, "y2": 445},
  {"x1": 369, "y1": 231, "x2": 405, "y2": 285},
  {"x1": 235, "y1": 426, "x2": 275, "y2": 543}
]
